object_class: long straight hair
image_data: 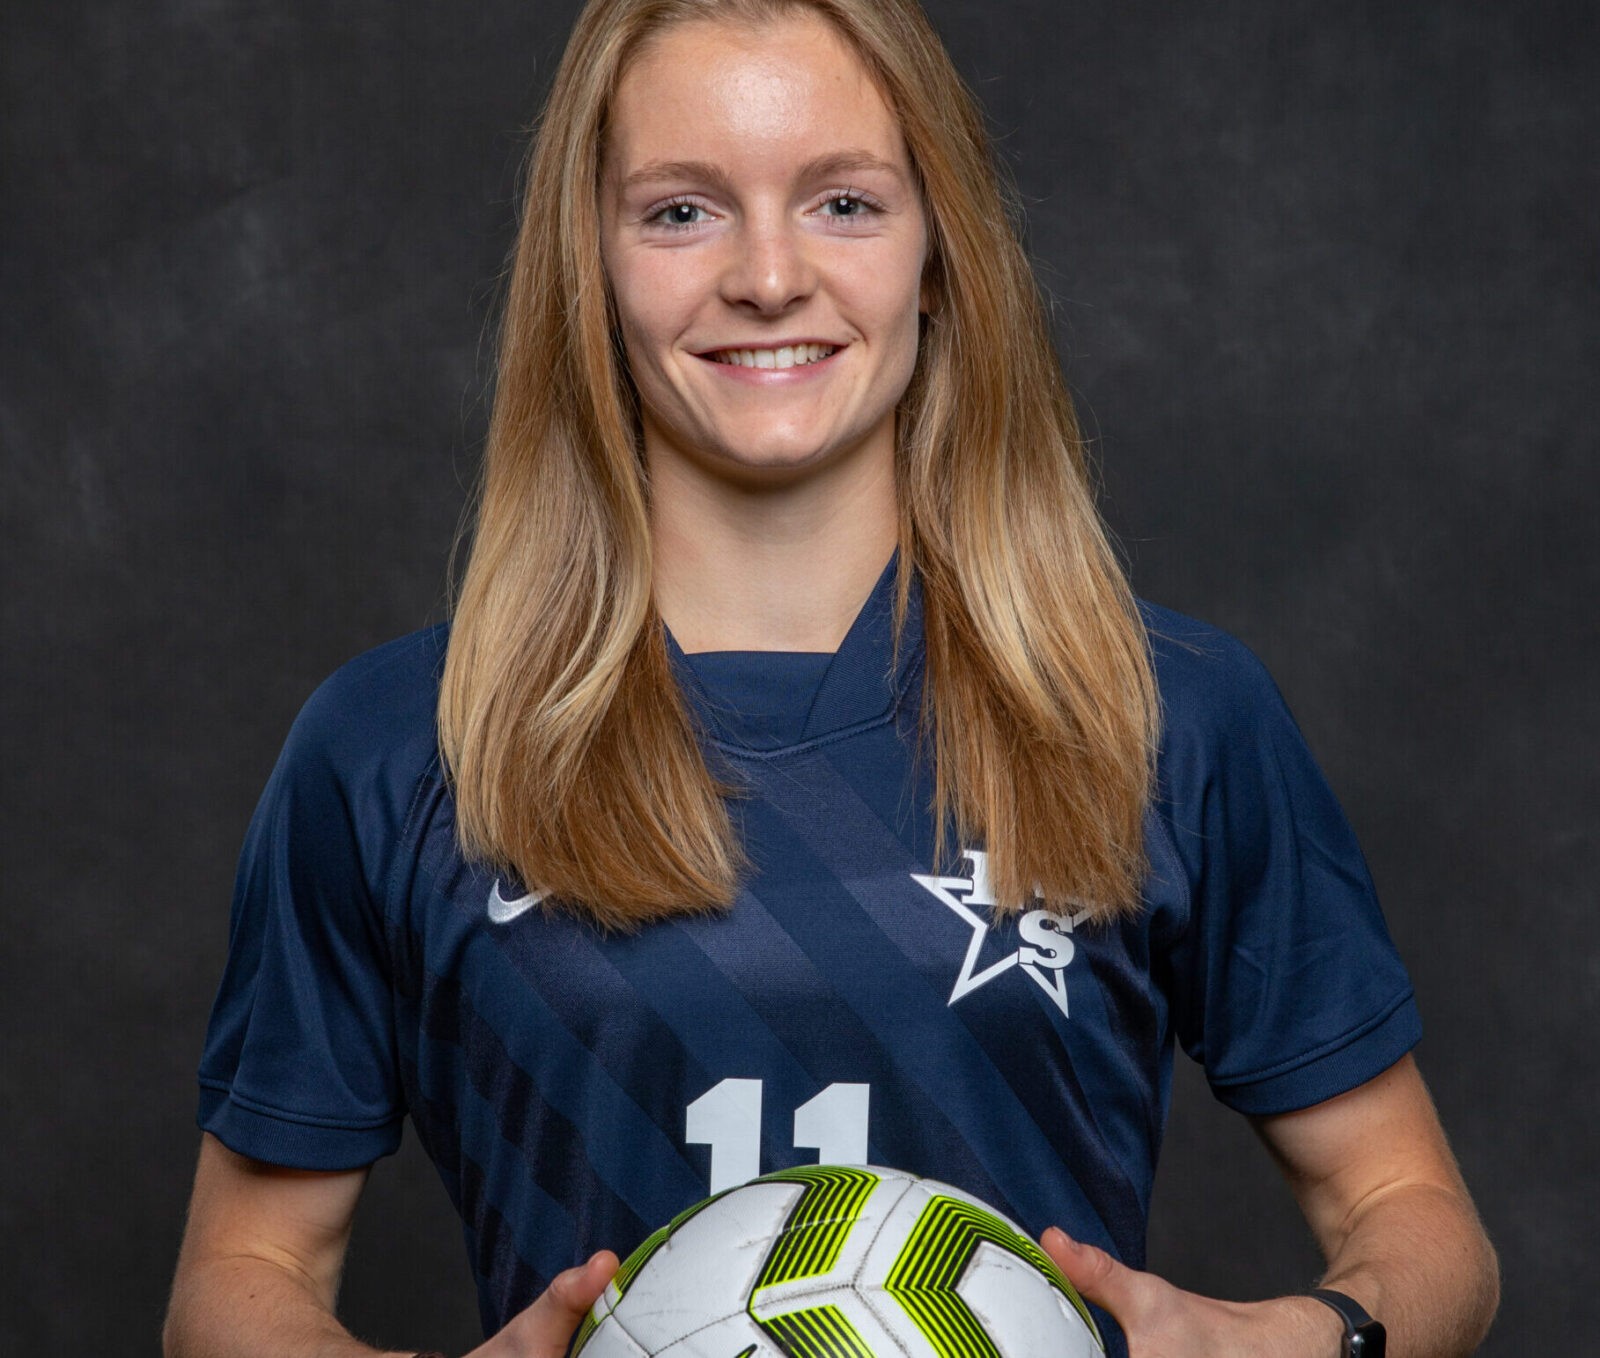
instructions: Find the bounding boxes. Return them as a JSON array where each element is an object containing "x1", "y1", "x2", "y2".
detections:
[{"x1": 439, "y1": 0, "x2": 1159, "y2": 930}]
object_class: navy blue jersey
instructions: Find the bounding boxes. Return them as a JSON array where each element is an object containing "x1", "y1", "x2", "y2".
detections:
[{"x1": 198, "y1": 562, "x2": 1419, "y2": 1354}]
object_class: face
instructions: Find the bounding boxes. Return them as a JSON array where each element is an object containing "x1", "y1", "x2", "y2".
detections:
[{"x1": 600, "y1": 14, "x2": 928, "y2": 486}]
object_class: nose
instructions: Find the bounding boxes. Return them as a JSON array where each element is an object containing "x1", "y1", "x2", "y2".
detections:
[{"x1": 719, "y1": 214, "x2": 816, "y2": 315}]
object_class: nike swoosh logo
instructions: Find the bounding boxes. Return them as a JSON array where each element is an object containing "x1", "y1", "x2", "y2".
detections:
[{"x1": 487, "y1": 879, "x2": 546, "y2": 924}]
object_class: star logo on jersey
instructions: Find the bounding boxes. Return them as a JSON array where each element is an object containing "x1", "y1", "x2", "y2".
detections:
[
  {"x1": 486, "y1": 879, "x2": 546, "y2": 924},
  {"x1": 911, "y1": 849, "x2": 1088, "y2": 1018}
]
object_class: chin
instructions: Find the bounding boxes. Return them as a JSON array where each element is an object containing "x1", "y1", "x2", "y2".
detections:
[
  {"x1": 644, "y1": 409, "x2": 889, "y2": 485},
  {"x1": 685, "y1": 425, "x2": 845, "y2": 472},
  {"x1": 723, "y1": 439, "x2": 856, "y2": 476}
]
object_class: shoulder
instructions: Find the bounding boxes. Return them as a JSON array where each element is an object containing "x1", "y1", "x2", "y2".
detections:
[
  {"x1": 279, "y1": 623, "x2": 450, "y2": 792},
  {"x1": 1137, "y1": 600, "x2": 1356, "y2": 865},
  {"x1": 1139, "y1": 600, "x2": 1289, "y2": 758}
]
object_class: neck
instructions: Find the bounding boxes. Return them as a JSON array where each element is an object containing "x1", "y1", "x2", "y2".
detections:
[{"x1": 650, "y1": 446, "x2": 897, "y2": 655}]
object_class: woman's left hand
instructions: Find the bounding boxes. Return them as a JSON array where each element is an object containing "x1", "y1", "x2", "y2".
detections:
[{"x1": 1041, "y1": 1227, "x2": 1342, "y2": 1358}]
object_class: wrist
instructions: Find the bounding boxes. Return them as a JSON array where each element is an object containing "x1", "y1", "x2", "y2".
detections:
[
  {"x1": 1278, "y1": 1294, "x2": 1348, "y2": 1355},
  {"x1": 1305, "y1": 1287, "x2": 1387, "y2": 1356},
  {"x1": 1211, "y1": 1294, "x2": 1352, "y2": 1357}
]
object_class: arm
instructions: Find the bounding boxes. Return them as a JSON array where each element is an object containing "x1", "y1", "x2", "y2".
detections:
[
  {"x1": 165, "y1": 1132, "x2": 617, "y2": 1358},
  {"x1": 1256, "y1": 1054, "x2": 1499, "y2": 1354},
  {"x1": 163, "y1": 1133, "x2": 385, "y2": 1358},
  {"x1": 1043, "y1": 1056, "x2": 1499, "y2": 1357}
]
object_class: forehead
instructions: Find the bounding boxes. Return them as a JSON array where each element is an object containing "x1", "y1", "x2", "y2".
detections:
[{"x1": 605, "y1": 14, "x2": 908, "y2": 179}]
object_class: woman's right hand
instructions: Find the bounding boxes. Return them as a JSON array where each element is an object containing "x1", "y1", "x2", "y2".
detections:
[{"x1": 467, "y1": 1251, "x2": 620, "y2": 1358}]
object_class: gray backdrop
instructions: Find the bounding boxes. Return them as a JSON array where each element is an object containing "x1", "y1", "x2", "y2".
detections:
[{"x1": 3, "y1": 0, "x2": 1595, "y2": 1351}]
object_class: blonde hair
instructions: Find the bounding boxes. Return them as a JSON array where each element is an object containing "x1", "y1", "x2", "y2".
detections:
[{"x1": 440, "y1": 0, "x2": 1159, "y2": 930}]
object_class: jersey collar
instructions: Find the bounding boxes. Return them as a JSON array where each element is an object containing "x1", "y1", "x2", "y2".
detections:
[{"x1": 664, "y1": 552, "x2": 925, "y2": 754}]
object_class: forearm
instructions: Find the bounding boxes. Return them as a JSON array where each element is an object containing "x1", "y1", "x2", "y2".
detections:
[
  {"x1": 1049, "y1": 1062, "x2": 1498, "y2": 1357},
  {"x1": 163, "y1": 1253, "x2": 408, "y2": 1358},
  {"x1": 1317, "y1": 1181, "x2": 1499, "y2": 1358}
]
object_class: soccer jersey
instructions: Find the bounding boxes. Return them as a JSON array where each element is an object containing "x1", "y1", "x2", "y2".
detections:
[{"x1": 198, "y1": 560, "x2": 1419, "y2": 1355}]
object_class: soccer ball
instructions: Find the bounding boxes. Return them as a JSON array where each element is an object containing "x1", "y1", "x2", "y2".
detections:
[{"x1": 572, "y1": 1165, "x2": 1104, "y2": 1357}]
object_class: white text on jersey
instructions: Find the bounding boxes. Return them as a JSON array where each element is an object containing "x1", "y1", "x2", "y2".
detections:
[{"x1": 911, "y1": 849, "x2": 1086, "y2": 1018}]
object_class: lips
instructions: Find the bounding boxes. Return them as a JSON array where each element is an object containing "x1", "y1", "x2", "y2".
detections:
[{"x1": 699, "y1": 342, "x2": 841, "y2": 370}]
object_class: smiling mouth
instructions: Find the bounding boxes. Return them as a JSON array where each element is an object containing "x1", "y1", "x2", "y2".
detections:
[{"x1": 701, "y1": 343, "x2": 839, "y2": 370}]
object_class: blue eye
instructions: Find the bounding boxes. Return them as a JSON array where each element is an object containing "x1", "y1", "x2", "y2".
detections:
[
  {"x1": 823, "y1": 196, "x2": 865, "y2": 216},
  {"x1": 653, "y1": 201, "x2": 708, "y2": 228}
]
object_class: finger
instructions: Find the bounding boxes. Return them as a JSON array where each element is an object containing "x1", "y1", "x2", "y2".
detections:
[
  {"x1": 545, "y1": 1250, "x2": 620, "y2": 1324},
  {"x1": 509, "y1": 1251, "x2": 620, "y2": 1357},
  {"x1": 468, "y1": 1253, "x2": 621, "y2": 1358},
  {"x1": 1041, "y1": 1227, "x2": 1147, "y2": 1320}
]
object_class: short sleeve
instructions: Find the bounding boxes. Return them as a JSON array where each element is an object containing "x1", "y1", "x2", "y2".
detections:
[
  {"x1": 198, "y1": 632, "x2": 444, "y2": 1168},
  {"x1": 1150, "y1": 614, "x2": 1422, "y2": 1116}
]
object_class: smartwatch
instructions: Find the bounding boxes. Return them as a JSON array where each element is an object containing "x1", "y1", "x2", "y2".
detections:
[{"x1": 1308, "y1": 1288, "x2": 1387, "y2": 1356}]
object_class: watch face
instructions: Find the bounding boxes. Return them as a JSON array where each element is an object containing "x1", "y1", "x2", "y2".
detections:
[{"x1": 1350, "y1": 1321, "x2": 1387, "y2": 1357}]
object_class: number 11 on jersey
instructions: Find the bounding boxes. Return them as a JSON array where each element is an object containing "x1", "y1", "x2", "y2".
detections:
[{"x1": 686, "y1": 1079, "x2": 872, "y2": 1192}]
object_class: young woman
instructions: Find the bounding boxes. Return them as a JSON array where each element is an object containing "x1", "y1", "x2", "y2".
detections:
[{"x1": 165, "y1": 1, "x2": 1498, "y2": 1356}]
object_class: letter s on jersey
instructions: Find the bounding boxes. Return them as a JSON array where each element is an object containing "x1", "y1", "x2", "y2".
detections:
[{"x1": 1018, "y1": 910, "x2": 1075, "y2": 970}]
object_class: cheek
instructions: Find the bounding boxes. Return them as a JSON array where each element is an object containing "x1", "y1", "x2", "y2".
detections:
[
  {"x1": 610, "y1": 251, "x2": 704, "y2": 351},
  {"x1": 848, "y1": 232, "x2": 927, "y2": 332},
  {"x1": 851, "y1": 252, "x2": 927, "y2": 364}
]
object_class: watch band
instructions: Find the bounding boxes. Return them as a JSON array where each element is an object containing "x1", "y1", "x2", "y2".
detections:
[{"x1": 1308, "y1": 1288, "x2": 1387, "y2": 1357}]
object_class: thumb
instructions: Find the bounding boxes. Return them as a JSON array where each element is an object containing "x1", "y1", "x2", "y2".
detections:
[
  {"x1": 487, "y1": 1251, "x2": 619, "y2": 1358},
  {"x1": 1041, "y1": 1226, "x2": 1143, "y2": 1319},
  {"x1": 546, "y1": 1249, "x2": 620, "y2": 1322}
]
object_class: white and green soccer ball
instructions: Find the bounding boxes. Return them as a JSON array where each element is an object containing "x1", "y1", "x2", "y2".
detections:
[{"x1": 572, "y1": 1165, "x2": 1104, "y2": 1358}]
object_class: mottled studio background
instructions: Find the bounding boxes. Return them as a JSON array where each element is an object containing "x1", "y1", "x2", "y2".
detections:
[{"x1": 2, "y1": 0, "x2": 1595, "y2": 1351}]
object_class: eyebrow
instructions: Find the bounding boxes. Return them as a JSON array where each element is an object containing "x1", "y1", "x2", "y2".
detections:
[{"x1": 616, "y1": 150, "x2": 909, "y2": 194}]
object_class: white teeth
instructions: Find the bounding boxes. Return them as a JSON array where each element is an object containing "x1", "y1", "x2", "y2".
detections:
[{"x1": 710, "y1": 344, "x2": 837, "y2": 367}]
